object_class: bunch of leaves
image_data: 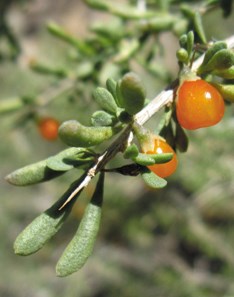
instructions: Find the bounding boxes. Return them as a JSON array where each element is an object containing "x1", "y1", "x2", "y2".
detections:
[{"x1": 4, "y1": 0, "x2": 234, "y2": 278}]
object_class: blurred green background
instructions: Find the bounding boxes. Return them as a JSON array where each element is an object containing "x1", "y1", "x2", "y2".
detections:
[{"x1": 1, "y1": 1, "x2": 234, "y2": 296}]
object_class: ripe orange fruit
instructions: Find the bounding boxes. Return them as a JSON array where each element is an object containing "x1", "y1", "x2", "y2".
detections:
[
  {"x1": 143, "y1": 138, "x2": 178, "y2": 178},
  {"x1": 38, "y1": 117, "x2": 59, "y2": 141},
  {"x1": 176, "y1": 79, "x2": 225, "y2": 130}
]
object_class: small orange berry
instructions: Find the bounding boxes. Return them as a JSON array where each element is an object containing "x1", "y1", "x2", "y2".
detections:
[
  {"x1": 38, "y1": 117, "x2": 59, "y2": 141},
  {"x1": 176, "y1": 79, "x2": 225, "y2": 130},
  {"x1": 143, "y1": 138, "x2": 178, "y2": 178}
]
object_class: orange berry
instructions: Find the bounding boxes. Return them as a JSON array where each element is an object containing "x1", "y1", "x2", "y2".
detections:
[
  {"x1": 176, "y1": 79, "x2": 225, "y2": 130},
  {"x1": 143, "y1": 138, "x2": 178, "y2": 178},
  {"x1": 38, "y1": 117, "x2": 59, "y2": 141}
]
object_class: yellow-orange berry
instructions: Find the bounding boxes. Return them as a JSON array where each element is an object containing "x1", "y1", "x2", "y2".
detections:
[
  {"x1": 176, "y1": 79, "x2": 225, "y2": 130},
  {"x1": 38, "y1": 117, "x2": 59, "y2": 141},
  {"x1": 143, "y1": 138, "x2": 178, "y2": 178}
]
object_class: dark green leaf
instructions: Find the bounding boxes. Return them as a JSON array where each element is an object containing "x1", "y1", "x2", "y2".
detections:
[
  {"x1": 199, "y1": 41, "x2": 227, "y2": 68},
  {"x1": 118, "y1": 72, "x2": 146, "y2": 115}
]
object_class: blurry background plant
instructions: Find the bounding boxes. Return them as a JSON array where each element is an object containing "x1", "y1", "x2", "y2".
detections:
[{"x1": 1, "y1": 0, "x2": 234, "y2": 296}]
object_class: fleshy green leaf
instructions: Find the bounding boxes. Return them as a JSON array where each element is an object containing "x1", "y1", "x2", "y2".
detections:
[
  {"x1": 59, "y1": 120, "x2": 120, "y2": 147},
  {"x1": 211, "y1": 65, "x2": 234, "y2": 79},
  {"x1": 133, "y1": 153, "x2": 155, "y2": 166},
  {"x1": 14, "y1": 176, "x2": 85, "y2": 256},
  {"x1": 93, "y1": 87, "x2": 118, "y2": 114},
  {"x1": 176, "y1": 48, "x2": 189, "y2": 64},
  {"x1": 91, "y1": 110, "x2": 116, "y2": 127},
  {"x1": 139, "y1": 15, "x2": 175, "y2": 32},
  {"x1": 212, "y1": 83, "x2": 234, "y2": 103},
  {"x1": 117, "y1": 72, "x2": 146, "y2": 115},
  {"x1": 106, "y1": 78, "x2": 118, "y2": 100},
  {"x1": 124, "y1": 144, "x2": 139, "y2": 159},
  {"x1": 6, "y1": 160, "x2": 64, "y2": 186},
  {"x1": 186, "y1": 31, "x2": 194, "y2": 59},
  {"x1": 141, "y1": 168, "x2": 167, "y2": 189},
  {"x1": 200, "y1": 41, "x2": 227, "y2": 68},
  {"x1": 133, "y1": 152, "x2": 173, "y2": 166},
  {"x1": 46, "y1": 147, "x2": 90, "y2": 171},
  {"x1": 179, "y1": 34, "x2": 188, "y2": 49},
  {"x1": 56, "y1": 173, "x2": 104, "y2": 277},
  {"x1": 198, "y1": 49, "x2": 234, "y2": 75},
  {"x1": 47, "y1": 22, "x2": 93, "y2": 55},
  {"x1": 5, "y1": 147, "x2": 89, "y2": 186},
  {"x1": 113, "y1": 39, "x2": 139, "y2": 63}
]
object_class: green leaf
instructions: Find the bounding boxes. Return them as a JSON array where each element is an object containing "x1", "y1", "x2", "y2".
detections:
[
  {"x1": 139, "y1": 15, "x2": 175, "y2": 32},
  {"x1": 198, "y1": 49, "x2": 234, "y2": 75},
  {"x1": 84, "y1": 0, "x2": 157, "y2": 20},
  {"x1": 106, "y1": 78, "x2": 117, "y2": 100},
  {"x1": 199, "y1": 41, "x2": 227, "y2": 68},
  {"x1": 5, "y1": 147, "x2": 90, "y2": 186},
  {"x1": 123, "y1": 144, "x2": 139, "y2": 159},
  {"x1": 117, "y1": 72, "x2": 146, "y2": 115},
  {"x1": 91, "y1": 19, "x2": 124, "y2": 41},
  {"x1": 176, "y1": 48, "x2": 189, "y2": 64},
  {"x1": 149, "y1": 153, "x2": 173, "y2": 164},
  {"x1": 186, "y1": 31, "x2": 194, "y2": 59},
  {"x1": 133, "y1": 153, "x2": 155, "y2": 166},
  {"x1": 141, "y1": 168, "x2": 167, "y2": 189},
  {"x1": 14, "y1": 175, "x2": 85, "y2": 256},
  {"x1": 179, "y1": 34, "x2": 188, "y2": 49},
  {"x1": 113, "y1": 39, "x2": 139, "y2": 63},
  {"x1": 5, "y1": 160, "x2": 64, "y2": 186},
  {"x1": 93, "y1": 87, "x2": 118, "y2": 114},
  {"x1": 193, "y1": 11, "x2": 207, "y2": 44},
  {"x1": 46, "y1": 147, "x2": 94, "y2": 171},
  {"x1": 133, "y1": 152, "x2": 173, "y2": 166},
  {"x1": 76, "y1": 61, "x2": 94, "y2": 79},
  {"x1": 91, "y1": 110, "x2": 116, "y2": 127},
  {"x1": 29, "y1": 60, "x2": 67, "y2": 77},
  {"x1": 47, "y1": 22, "x2": 93, "y2": 55},
  {"x1": 59, "y1": 120, "x2": 120, "y2": 147},
  {"x1": 212, "y1": 83, "x2": 234, "y2": 103},
  {"x1": 0, "y1": 97, "x2": 24, "y2": 114},
  {"x1": 173, "y1": 19, "x2": 188, "y2": 37},
  {"x1": 56, "y1": 173, "x2": 104, "y2": 277},
  {"x1": 211, "y1": 65, "x2": 234, "y2": 79}
]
